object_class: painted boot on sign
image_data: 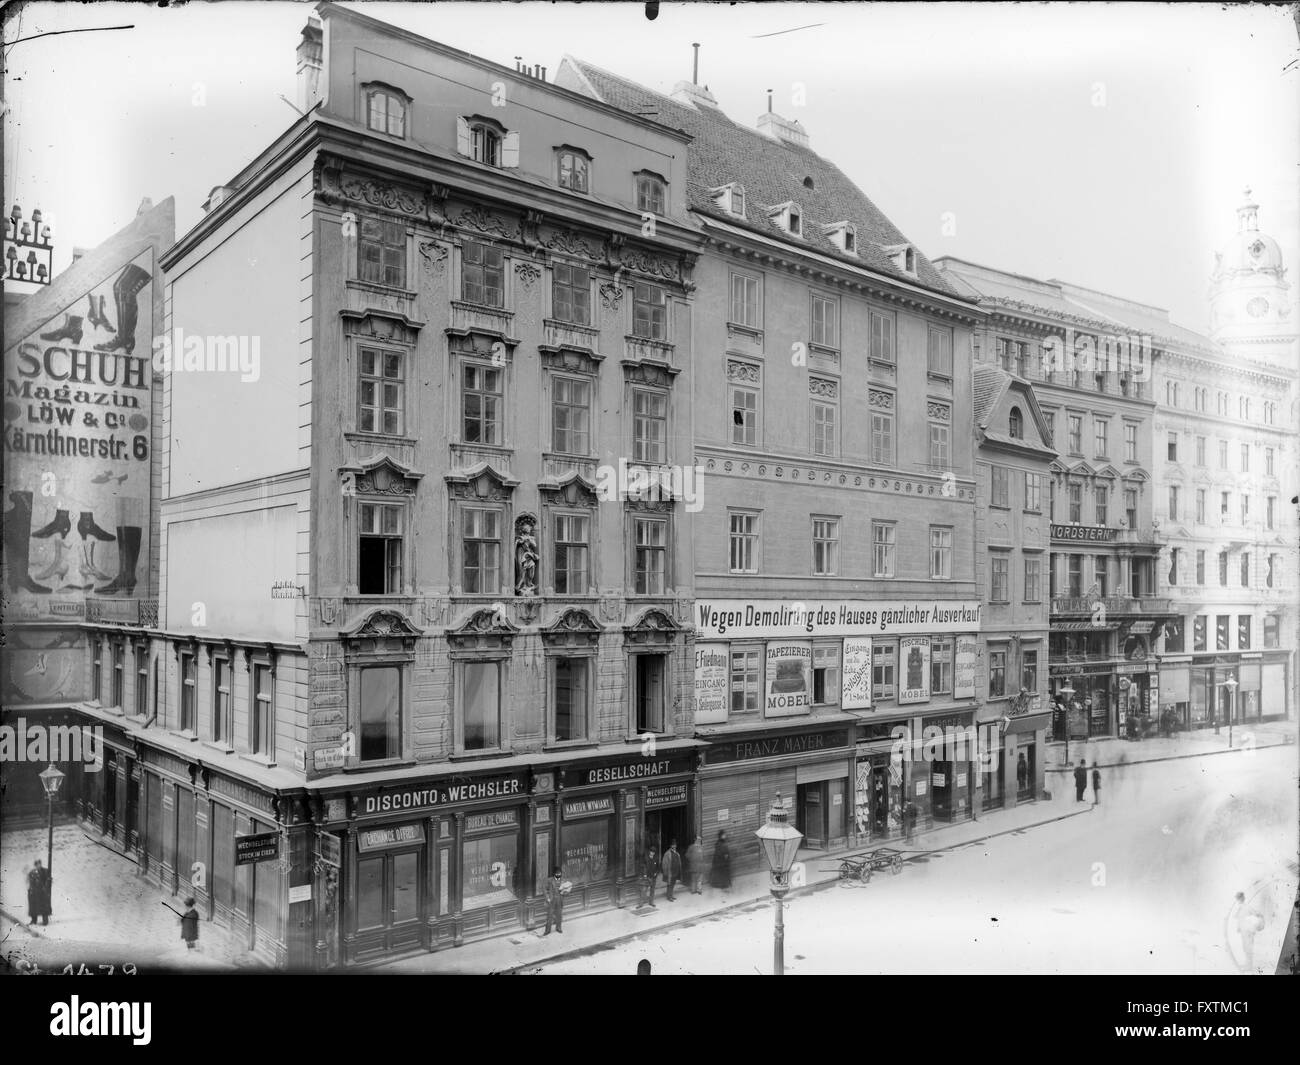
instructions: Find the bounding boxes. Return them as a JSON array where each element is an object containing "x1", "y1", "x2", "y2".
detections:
[
  {"x1": 39, "y1": 315, "x2": 83, "y2": 345},
  {"x1": 32, "y1": 538, "x2": 72, "y2": 583},
  {"x1": 93, "y1": 263, "x2": 149, "y2": 354},
  {"x1": 99, "y1": 295, "x2": 114, "y2": 333},
  {"x1": 77, "y1": 512, "x2": 115, "y2": 542},
  {"x1": 31, "y1": 509, "x2": 71, "y2": 539},
  {"x1": 96, "y1": 526, "x2": 141, "y2": 596},
  {"x1": 2, "y1": 491, "x2": 53, "y2": 594},
  {"x1": 80, "y1": 542, "x2": 114, "y2": 583}
]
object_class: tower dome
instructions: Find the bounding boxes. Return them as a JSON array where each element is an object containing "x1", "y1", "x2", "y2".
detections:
[
  {"x1": 1210, "y1": 188, "x2": 1285, "y2": 282},
  {"x1": 1208, "y1": 187, "x2": 1291, "y2": 345}
]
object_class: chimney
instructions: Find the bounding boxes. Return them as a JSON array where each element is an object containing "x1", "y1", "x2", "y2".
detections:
[
  {"x1": 296, "y1": 15, "x2": 323, "y2": 114},
  {"x1": 757, "y1": 109, "x2": 809, "y2": 149}
]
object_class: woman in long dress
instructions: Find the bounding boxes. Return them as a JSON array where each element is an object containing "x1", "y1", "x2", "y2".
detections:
[{"x1": 709, "y1": 830, "x2": 732, "y2": 889}]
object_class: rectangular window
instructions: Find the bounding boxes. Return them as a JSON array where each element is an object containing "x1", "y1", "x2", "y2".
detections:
[
  {"x1": 462, "y1": 507, "x2": 502, "y2": 594},
  {"x1": 1044, "y1": 411, "x2": 1055, "y2": 446},
  {"x1": 632, "y1": 282, "x2": 668, "y2": 340},
  {"x1": 1024, "y1": 473, "x2": 1042, "y2": 512},
  {"x1": 1238, "y1": 615, "x2": 1251, "y2": 650},
  {"x1": 360, "y1": 665, "x2": 402, "y2": 761},
  {"x1": 1193, "y1": 615, "x2": 1207, "y2": 652},
  {"x1": 1196, "y1": 549, "x2": 1205, "y2": 585},
  {"x1": 1219, "y1": 440, "x2": 1228, "y2": 469},
  {"x1": 1068, "y1": 555, "x2": 1083, "y2": 597},
  {"x1": 929, "y1": 421, "x2": 950, "y2": 468},
  {"x1": 111, "y1": 640, "x2": 125, "y2": 708},
  {"x1": 1021, "y1": 649, "x2": 1039, "y2": 693},
  {"x1": 1169, "y1": 547, "x2": 1180, "y2": 586},
  {"x1": 1240, "y1": 443, "x2": 1250, "y2": 472},
  {"x1": 552, "y1": 513, "x2": 590, "y2": 595},
  {"x1": 358, "y1": 348, "x2": 404, "y2": 436},
  {"x1": 730, "y1": 648, "x2": 761, "y2": 715},
  {"x1": 634, "y1": 518, "x2": 666, "y2": 595},
  {"x1": 927, "y1": 326, "x2": 953, "y2": 377},
  {"x1": 179, "y1": 651, "x2": 196, "y2": 732},
  {"x1": 632, "y1": 389, "x2": 668, "y2": 464},
  {"x1": 1068, "y1": 482, "x2": 1082, "y2": 523},
  {"x1": 729, "y1": 512, "x2": 759, "y2": 573},
  {"x1": 930, "y1": 526, "x2": 952, "y2": 580},
  {"x1": 1024, "y1": 557, "x2": 1041, "y2": 602},
  {"x1": 730, "y1": 272, "x2": 761, "y2": 328},
  {"x1": 930, "y1": 637, "x2": 954, "y2": 694},
  {"x1": 1264, "y1": 615, "x2": 1279, "y2": 647},
  {"x1": 731, "y1": 384, "x2": 758, "y2": 447},
  {"x1": 1196, "y1": 489, "x2": 1206, "y2": 524},
  {"x1": 1094, "y1": 418, "x2": 1109, "y2": 457},
  {"x1": 461, "y1": 661, "x2": 501, "y2": 751},
  {"x1": 1095, "y1": 485, "x2": 1108, "y2": 525},
  {"x1": 1216, "y1": 615, "x2": 1230, "y2": 652},
  {"x1": 812, "y1": 644, "x2": 840, "y2": 706},
  {"x1": 989, "y1": 650, "x2": 1007, "y2": 697},
  {"x1": 461, "y1": 241, "x2": 505, "y2": 307},
  {"x1": 251, "y1": 663, "x2": 274, "y2": 757},
  {"x1": 557, "y1": 149, "x2": 589, "y2": 193},
  {"x1": 1241, "y1": 494, "x2": 1250, "y2": 524},
  {"x1": 1167, "y1": 432, "x2": 1178, "y2": 462},
  {"x1": 1165, "y1": 618, "x2": 1185, "y2": 653},
  {"x1": 1094, "y1": 555, "x2": 1108, "y2": 596},
  {"x1": 872, "y1": 522, "x2": 896, "y2": 578},
  {"x1": 990, "y1": 466, "x2": 1009, "y2": 507},
  {"x1": 1221, "y1": 491, "x2": 1230, "y2": 518},
  {"x1": 134, "y1": 646, "x2": 149, "y2": 717},
  {"x1": 1167, "y1": 486, "x2": 1178, "y2": 523},
  {"x1": 990, "y1": 554, "x2": 1009, "y2": 602},
  {"x1": 1196, "y1": 436, "x2": 1206, "y2": 465},
  {"x1": 872, "y1": 639, "x2": 898, "y2": 702},
  {"x1": 462, "y1": 363, "x2": 502, "y2": 445},
  {"x1": 634, "y1": 655, "x2": 667, "y2": 733},
  {"x1": 870, "y1": 311, "x2": 894, "y2": 363},
  {"x1": 810, "y1": 293, "x2": 838, "y2": 348},
  {"x1": 1068, "y1": 415, "x2": 1083, "y2": 454},
  {"x1": 553, "y1": 656, "x2": 590, "y2": 742},
  {"x1": 811, "y1": 396, "x2": 838, "y2": 457},
  {"x1": 1267, "y1": 496, "x2": 1275, "y2": 530},
  {"x1": 552, "y1": 376, "x2": 591, "y2": 455},
  {"x1": 358, "y1": 216, "x2": 406, "y2": 288},
  {"x1": 1266, "y1": 448, "x2": 1274, "y2": 476},
  {"x1": 813, "y1": 517, "x2": 840, "y2": 576},
  {"x1": 358, "y1": 502, "x2": 403, "y2": 595},
  {"x1": 1241, "y1": 552, "x2": 1250, "y2": 587},
  {"x1": 1124, "y1": 489, "x2": 1137, "y2": 529},
  {"x1": 1218, "y1": 551, "x2": 1229, "y2": 587},
  {"x1": 1124, "y1": 423, "x2": 1137, "y2": 462},
  {"x1": 1267, "y1": 554, "x2": 1277, "y2": 588},
  {"x1": 636, "y1": 174, "x2": 666, "y2": 215},
  {"x1": 213, "y1": 657, "x2": 231, "y2": 745},
  {"x1": 871, "y1": 410, "x2": 895, "y2": 465},
  {"x1": 552, "y1": 262, "x2": 591, "y2": 325}
]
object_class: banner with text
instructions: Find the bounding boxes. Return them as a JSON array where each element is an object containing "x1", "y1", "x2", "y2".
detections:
[
  {"x1": 693, "y1": 643, "x2": 729, "y2": 724},
  {"x1": 899, "y1": 636, "x2": 932, "y2": 704},
  {"x1": 954, "y1": 635, "x2": 978, "y2": 699},
  {"x1": 842, "y1": 637, "x2": 873, "y2": 710},
  {"x1": 696, "y1": 599, "x2": 981, "y2": 640}
]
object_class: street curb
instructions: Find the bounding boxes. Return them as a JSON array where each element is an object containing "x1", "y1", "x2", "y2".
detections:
[
  {"x1": 489, "y1": 804, "x2": 1092, "y2": 975},
  {"x1": 1044, "y1": 736, "x2": 1294, "y2": 773}
]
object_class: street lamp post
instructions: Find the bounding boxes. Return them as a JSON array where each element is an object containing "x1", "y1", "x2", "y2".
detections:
[
  {"x1": 754, "y1": 791, "x2": 804, "y2": 976},
  {"x1": 1224, "y1": 676, "x2": 1239, "y2": 748},
  {"x1": 38, "y1": 763, "x2": 66, "y2": 881},
  {"x1": 1057, "y1": 685, "x2": 1076, "y2": 765}
]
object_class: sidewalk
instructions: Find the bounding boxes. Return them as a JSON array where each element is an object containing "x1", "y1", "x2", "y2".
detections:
[
  {"x1": 0, "y1": 823, "x2": 266, "y2": 974},
  {"x1": 376, "y1": 794, "x2": 1091, "y2": 974},
  {"x1": 1044, "y1": 718, "x2": 1297, "y2": 773}
]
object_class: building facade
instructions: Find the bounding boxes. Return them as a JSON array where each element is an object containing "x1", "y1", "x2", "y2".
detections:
[
  {"x1": 559, "y1": 60, "x2": 987, "y2": 875},
  {"x1": 1153, "y1": 191, "x2": 1298, "y2": 727},
  {"x1": 937, "y1": 258, "x2": 1172, "y2": 740}
]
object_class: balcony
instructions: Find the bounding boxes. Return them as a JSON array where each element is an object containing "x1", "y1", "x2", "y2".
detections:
[
  {"x1": 84, "y1": 599, "x2": 160, "y2": 627},
  {"x1": 450, "y1": 300, "x2": 513, "y2": 338},
  {"x1": 1051, "y1": 595, "x2": 1171, "y2": 616}
]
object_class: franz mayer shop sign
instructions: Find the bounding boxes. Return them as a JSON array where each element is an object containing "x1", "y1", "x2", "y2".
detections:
[{"x1": 695, "y1": 599, "x2": 982, "y2": 639}]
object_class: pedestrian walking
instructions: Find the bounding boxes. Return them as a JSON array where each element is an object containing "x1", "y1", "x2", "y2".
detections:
[
  {"x1": 640, "y1": 846, "x2": 659, "y2": 907},
  {"x1": 1016, "y1": 752, "x2": 1028, "y2": 792},
  {"x1": 543, "y1": 866, "x2": 566, "y2": 935},
  {"x1": 661, "y1": 840, "x2": 682, "y2": 901},
  {"x1": 180, "y1": 897, "x2": 199, "y2": 950},
  {"x1": 1091, "y1": 764, "x2": 1101, "y2": 805},
  {"x1": 709, "y1": 831, "x2": 732, "y2": 890},
  {"x1": 26, "y1": 859, "x2": 50, "y2": 926},
  {"x1": 685, "y1": 836, "x2": 705, "y2": 894},
  {"x1": 904, "y1": 801, "x2": 918, "y2": 842},
  {"x1": 1073, "y1": 760, "x2": 1087, "y2": 802}
]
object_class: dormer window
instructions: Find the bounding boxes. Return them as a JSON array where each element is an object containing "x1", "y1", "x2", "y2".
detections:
[
  {"x1": 769, "y1": 201, "x2": 802, "y2": 237},
  {"x1": 883, "y1": 243, "x2": 917, "y2": 276},
  {"x1": 635, "y1": 171, "x2": 666, "y2": 215},
  {"x1": 823, "y1": 221, "x2": 857, "y2": 256},
  {"x1": 1009, "y1": 407, "x2": 1024, "y2": 439},
  {"x1": 365, "y1": 84, "x2": 409, "y2": 138},
  {"x1": 710, "y1": 183, "x2": 746, "y2": 219},
  {"x1": 457, "y1": 116, "x2": 518, "y2": 168},
  {"x1": 557, "y1": 147, "x2": 590, "y2": 193}
]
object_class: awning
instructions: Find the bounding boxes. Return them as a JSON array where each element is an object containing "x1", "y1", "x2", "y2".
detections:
[
  {"x1": 1005, "y1": 711, "x2": 1053, "y2": 735},
  {"x1": 1127, "y1": 621, "x2": 1155, "y2": 635},
  {"x1": 1053, "y1": 621, "x2": 1119, "y2": 632}
]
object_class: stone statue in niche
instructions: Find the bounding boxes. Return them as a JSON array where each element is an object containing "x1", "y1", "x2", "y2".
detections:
[{"x1": 515, "y1": 515, "x2": 539, "y2": 596}]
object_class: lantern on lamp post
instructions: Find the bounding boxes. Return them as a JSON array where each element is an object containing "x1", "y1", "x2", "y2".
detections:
[
  {"x1": 39, "y1": 763, "x2": 66, "y2": 881},
  {"x1": 754, "y1": 791, "x2": 803, "y2": 976},
  {"x1": 1224, "y1": 676, "x2": 1238, "y2": 748}
]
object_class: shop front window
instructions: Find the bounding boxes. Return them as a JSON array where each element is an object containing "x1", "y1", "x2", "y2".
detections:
[
  {"x1": 462, "y1": 832, "x2": 520, "y2": 908},
  {"x1": 561, "y1": 818, "x2": 610, "y2": 888}
]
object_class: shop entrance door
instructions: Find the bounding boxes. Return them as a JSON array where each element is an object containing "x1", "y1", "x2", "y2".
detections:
[
  {"x1": 796, "y1": 783, "x2": 827, "y2": 847},
  {"x1": 645, "y1": 805, "x2": 689, "y2": 862},
  {"x1": 870, "y1": 767, "x2": 891, "y2": 838},
  {"x1": 355, "y1": 848, "x2": 423, "y2": 956},
  {"x1": 930, "y1": 761, "x2": 953, "y2": 822}
]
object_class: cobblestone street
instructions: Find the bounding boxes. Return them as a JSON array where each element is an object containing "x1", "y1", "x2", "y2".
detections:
[{"x1": 1, "y1": 822, "x2": 265, "y2": 974}]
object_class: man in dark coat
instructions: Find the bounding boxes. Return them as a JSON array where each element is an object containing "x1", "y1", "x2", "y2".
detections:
[
  {"x1": 661, "y1": 840, "x2": 682, "y2": 901},
  {"x1": 685, "y1": 836, "x2": 705, "y2": 894},
  {"x1": 1016, "y1": 753, "x2": 1028, "y2": 792},
  {"x1": 27, "y1": 859, "x2": 51, "y2": 926},
  {"x1": 543, "y1": 866, "x2": 565, "y2": 935},
  {"x1": 180, "y1": 897, "x2": 199, "y2": 949},
  {"x1": 640, "y1": 847, "x2": 659, "y2": 907},
  {"x1": 1091, "y1": 764, "x2": 1101, "y2": 805},
  {"x1": 709, "y1": 831, "x2": 732, "y2": 889},
  {"x1": 1073, "y1": 760, "x2": 1087, "y2": 802}
]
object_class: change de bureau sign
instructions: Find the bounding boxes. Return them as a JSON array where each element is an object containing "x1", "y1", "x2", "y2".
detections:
[{"x1": 696, "y1": 599, "x2": 982, "y2": 640}]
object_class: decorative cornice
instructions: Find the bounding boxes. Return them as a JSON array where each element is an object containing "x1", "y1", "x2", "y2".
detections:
[{"x1": 696, "y1": 449, "x2": 975, "y2": 501}]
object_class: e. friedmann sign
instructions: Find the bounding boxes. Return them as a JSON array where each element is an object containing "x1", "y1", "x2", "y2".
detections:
[{"x1": 696, "y1": 599, "x2": 982, "y2": 640}]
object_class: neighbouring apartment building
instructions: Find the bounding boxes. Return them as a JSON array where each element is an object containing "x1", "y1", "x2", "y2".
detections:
[
  {"x1": 1153, "y1": 191, "x2": 1298, "y2": 727},
  {"x1": 937, "y1": 258, "x2": 1173, "y2": 740},
  {"x1": 558, "y1": 59, "x2": 987, "y2": 874}
]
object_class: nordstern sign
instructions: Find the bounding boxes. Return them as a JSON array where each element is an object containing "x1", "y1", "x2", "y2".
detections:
[
  {"x1": 1051, "y1": 524, "x2": 1118, "y2": 542},
  {"x1": 696, "y1": 599, "x2": 982, "y2": 639}
]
